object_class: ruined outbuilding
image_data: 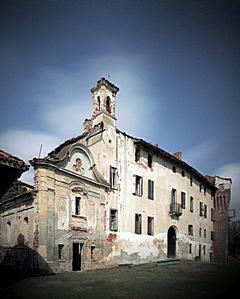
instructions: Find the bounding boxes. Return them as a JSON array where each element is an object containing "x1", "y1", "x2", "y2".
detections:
[{"x1": 0, "y1": 79, "x2": 231, "y2": 272}]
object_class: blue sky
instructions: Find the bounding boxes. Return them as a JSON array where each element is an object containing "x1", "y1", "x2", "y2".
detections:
[{"x1": 0, "y1": 0, "x2": 239, "y2": 217}]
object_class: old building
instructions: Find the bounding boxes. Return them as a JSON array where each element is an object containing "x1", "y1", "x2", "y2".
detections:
[
  {"x1": 205, "y1": 176, "x2": 232, "y2": 263},
  {"x1": 0, "y1": 78, "x2": 231, "y2": 272},
  {"x1": 0, "y1": 150, "x2": 53, "y2": 274}
]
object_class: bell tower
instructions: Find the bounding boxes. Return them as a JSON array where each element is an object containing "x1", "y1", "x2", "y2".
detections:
[{"x1": 90, "y1": 78, "x2": 119, "y2": 127}]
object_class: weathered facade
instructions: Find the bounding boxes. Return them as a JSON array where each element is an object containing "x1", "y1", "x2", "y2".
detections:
[{"x1": 0, "y1": 78, "x2": 231, "y2": 272}]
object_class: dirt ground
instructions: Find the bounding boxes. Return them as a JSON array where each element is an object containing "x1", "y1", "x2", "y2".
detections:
[{"x1": 1, "y1": 260, "x2": 240, "y2": 299}]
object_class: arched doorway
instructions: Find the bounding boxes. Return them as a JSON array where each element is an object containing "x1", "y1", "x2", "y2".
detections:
[{"x1": 167, "y1": 226, "x2": 177, "y2": 258}]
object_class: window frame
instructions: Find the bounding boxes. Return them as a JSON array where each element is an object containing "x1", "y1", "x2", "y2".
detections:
[
  {"x1": 134, "y1": 175, "x2": 143, "y2": 196},
  {"x1": 135, "y1": 213, "x2": 142, "y2": 234},
  {"x1": 58, "y1": 244, "x2": 64, "y2": 260},
  {"x1": 148, "y1": 179, "x2": 154, "y2": 200},
  {"x1": 147, "y1": 216, "x2": 154, "y2": 236},
  {"x1": 188, "y1": 224, "x2": 193, "y2": 236},
  {"x1": 75, "y1": 197, "x2": 80, "y2": 215},
  {"x1": 109, "y1": 209, "x2": 118, "y2": 231},
  {"x1": 190, "y1": 196, "x2": 194, "y2": 212},
  {"x1": 181, "y1": 191, "x2": 186, "y2": 209},
  {"x1": 135, "y1": 147, "x2": 140, "y2": 162},
  {"x1": 148, "y1": 154, "x2": 153, "y2": 168},
  {"x1": 110, "y1": 166, "x2": 118, "y2": 189}
]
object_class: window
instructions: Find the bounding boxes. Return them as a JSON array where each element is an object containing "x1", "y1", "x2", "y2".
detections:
[
  {"x1": 211, "y1": 231, "x2": 215, "y2": 241},
  {"x1": 189, "y1": 243, "x2": 192, "y2": 254},
  {"x1": 188, "y1": 225, "x2": 193, "y2": 236},
  {"x1": 172, "y1": 166, "x2": 176, "y2": 173},
  {"x1": 181, "y1": 192, "x2": 186, "y2": 209},
  {"x1": 148, "y1": 180, "x2": 154, "y2": 200},
  {"x1": 203, "y1": 245, "x2": 206, "y2": 255},
  {"x1": 97, "y1": 96, "x2": 100, "y2": 111},
  {"x1": 213, "y1": 197, "x2": 216, "y2": 209},
  {"x1": 91, "y1": 246, "x2": 95, "y2": 260},
  {"x1": 135, "y1": 214, "x2": 142, "y2": 234},
  {"x1": 134, "y1": 175, "x2": 143, "y2": 196},
  {"x1": 182, "y1": 170, "x2": 185, "y2": 177},
  {"x1": 171, "y1": 189, "x2": 177, "y2": 204},
  {"x1": 199, "y1": 202, "x2": 204, "y2": 216},
  {"x1": 58, "y1": 244, "x2": 64, "y2": 259},
  {"x1": 75, "y1": 197, "x2": 80, "y2": 215},
  {"x1": 199, "y1": 228, "x2": 202, "y2": 237},
  {"x1": 190, "y1": 196, "x2": 194, "y2": 212},
  {"x1": 109, "y1": 209, "x2": 118, "y2": 231},
  {"x1": 204, "y1": 186, "x2": 207, "y2": 195},
  {"x1": 211, "y1": 208, "x2": 216, "y2": 222},
  {"x1": 135, "y1": 147, "x2": 140, "y2": 162},
  {"x1": 199, "y1": 183, "x2": 202, "y2": 193},
  {"x1": 147, "y1": 216, "x2": 154, "y2": 236},
  {"x1": 106, "y1": 96, "x2": 111, "y2": 113},
  {"x1": 190, "y1": 176, "x2": 193, "y2": 186},
  {"x1": 204, "y1": 229, "x2": 206, "y2": 238},
  {"x1": 148, "y1": 154, "x2": 153, "y2": 168},
  {"x1": 110, "y1": 166, "x2": 118, "y2": 189},
  {"x1": 204, "y1": 204, "x2": 207, "y2": 218}
]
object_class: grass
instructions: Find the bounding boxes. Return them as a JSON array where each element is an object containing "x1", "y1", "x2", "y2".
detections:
[{"x1": 2, "y1": 261, "x2": 240, "y2": 299}]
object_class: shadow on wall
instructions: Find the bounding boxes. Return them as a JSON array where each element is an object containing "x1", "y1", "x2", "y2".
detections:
[{"x1": 0, "y1": 233, "x2": 54, "y2": 286}]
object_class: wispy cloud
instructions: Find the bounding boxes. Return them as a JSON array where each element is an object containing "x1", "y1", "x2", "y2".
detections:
[
  {"x1": 0, "y1": 129, "x2": 61, "y2": 161},
  {"x1": 215, "y1": 162, "x2": 240, "y2": 220},
  {"x1": 184, "y1": 139, "x2": 220, "y2": 169}
]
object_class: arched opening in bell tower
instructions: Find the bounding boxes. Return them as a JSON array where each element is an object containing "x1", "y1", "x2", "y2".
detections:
[{"x1": 106, "y1": 96, "x2": 111, "y2": 114}]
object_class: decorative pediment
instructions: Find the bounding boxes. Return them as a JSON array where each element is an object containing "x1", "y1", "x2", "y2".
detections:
[{"x1": 64, "y1": 145, "x2": 95, "y2": 180}]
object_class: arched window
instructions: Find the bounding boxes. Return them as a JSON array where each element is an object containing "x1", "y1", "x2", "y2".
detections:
[
  {"x1": 106, "y1": 96, "x2": 111, "y2": 113},
  {"x1": 97, "y1": 96, "x2": 101, "y2": 111}
]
